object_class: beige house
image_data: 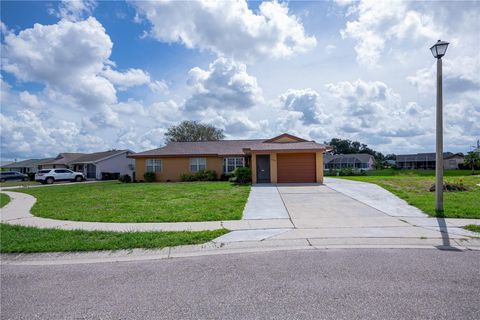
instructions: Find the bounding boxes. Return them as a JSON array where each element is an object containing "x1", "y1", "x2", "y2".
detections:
[{"x1": 130, "y1": 133, "x2": 331, "y2": 183}]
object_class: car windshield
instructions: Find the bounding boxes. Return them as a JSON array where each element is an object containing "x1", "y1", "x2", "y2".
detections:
[{"x1": 38, "y1": 170, "x2": 51, "y2": 173}]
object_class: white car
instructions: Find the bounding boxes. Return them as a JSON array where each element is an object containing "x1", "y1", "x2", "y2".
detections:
[{"x1": 35, "y1": 169, "x2": 85, "y2": 184}]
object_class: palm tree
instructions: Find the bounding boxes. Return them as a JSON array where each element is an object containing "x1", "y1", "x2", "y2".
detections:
[{"x1": 464, "y1": 152, "x2": 480, "y2": 175}]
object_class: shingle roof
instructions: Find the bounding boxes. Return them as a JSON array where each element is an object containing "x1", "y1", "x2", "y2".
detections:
[
  {"x1": 70, "y1": 150, "x2": 131, "y2": 164},
  {"x1": 131, "y1": 140, "x2": 265, "y2": 157},
  {"x1": 396, "y1": 152, "x2": 457, "y2": 162},
  {"x1": 2, "y1": 158, "x2": 54, "y2": 168},
  {"x1": 324, "y1": 153, "x2": 375, "y2": 164},
  {"x1": 245, "y1": 141, "x2": 327, "y2": 152},
  {"x1": 39, "y1": 153, "x2": 86, "y2": 166},
  {"x1": 130, "y1": 136, "x2": 329, "y2": 158}
]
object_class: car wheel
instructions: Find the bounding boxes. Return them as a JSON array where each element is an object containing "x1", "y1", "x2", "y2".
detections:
[
  {"x1": 23, "y1": 177, "x2": 29, "y2": 181},
  {"x1": 0, "y1": 178, "x2": 5, "y2": 182},
  {"x1": 75, "y1": 175, "x2": 83, "y2": 182},
  {"x1": 46, "y1": 177, "x2": 54, "y2": 184}
]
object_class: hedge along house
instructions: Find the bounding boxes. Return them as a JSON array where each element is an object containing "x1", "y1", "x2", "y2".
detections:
[{"x1": 130, "y1": 133, "x2": 331, "y2": 184}]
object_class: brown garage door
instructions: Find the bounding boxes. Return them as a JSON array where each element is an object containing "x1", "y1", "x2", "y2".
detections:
[{"x1": 277, "y1": 153, "x2": 316, "y2": 183}]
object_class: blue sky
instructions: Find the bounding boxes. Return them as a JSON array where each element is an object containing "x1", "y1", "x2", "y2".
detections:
[{"x1": 1, "y1": 0, "x2": 479, "y2": 160}]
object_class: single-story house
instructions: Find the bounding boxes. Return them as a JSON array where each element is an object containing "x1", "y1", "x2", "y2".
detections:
[
  {"x1": 324, "y1": 153, "x2": 376, "y2": 171},
  {"x1": 70, "y1": 150, "x2": 135, "y2": 180},
  {"x1": 38, "y1": 153, "x2": 86, "y2": 170},
  {"x1": 396, "y1": 152, "x2": 464, "y2": 170},
  {"x1": 1, "y1": 158, "x2": 54, "y2": 174},
  {"x1": 130, "y1": 133, "x2": 331, "y2": 184}
]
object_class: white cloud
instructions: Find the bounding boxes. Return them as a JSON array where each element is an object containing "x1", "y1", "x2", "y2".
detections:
[
  {"x1": 131, "y1": 0, "x2": 316, "y2": 61},
  {"x1": 0, "y1": 110, "x2": 103, "y2": 159},
  {"x1": 58, "y1": 0, "x2": 97, "y2": 21},
  {"x1": 102, "y1": 67, "x2": 150, "y2": 90},
  {"x1": 339, "y1": 0, "x2": 438, "y2": 67},
  {"x1": 279, "y1": 88, "x2": 327, "y2": 125},
  {"x1": 2, "y1": 17, "x2": 116, "y2": 109},
  {"x1": 407, "y1": 56, "x2": 480, "y2": 95},
  {"x1": 184, "y1": 57, "x2": 263, "y2": 111},
  {"x1": 19, "y1": 91, "x2": 44, "y2": 109},
  {"x1": 148, "y1": 80, "x2": 169, "y2": 94}
]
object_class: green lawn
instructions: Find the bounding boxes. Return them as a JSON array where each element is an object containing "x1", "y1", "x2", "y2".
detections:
[
  {"x1": 464, "y1": 225, "x2": 480, "y2": 233},
  {"x1": 0, "y1": 224, "x2": 228, "y2": 253},
  {"x1": 0, "y1": 193, "x2": 10, "y2": 208},
  {"x1": 339, "y1": 170, "x2": 480, "y2": 218},
  {"x1": 15, "y1": 181, "x2": 250, "y2": 223},
  {"x1": 0, "y1": 180, "x2": 41, "y2": 188}
]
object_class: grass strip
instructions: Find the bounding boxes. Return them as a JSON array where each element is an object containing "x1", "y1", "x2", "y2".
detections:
[{"x1": 0, "y1": 224, "x2": 228, "y2": 253}]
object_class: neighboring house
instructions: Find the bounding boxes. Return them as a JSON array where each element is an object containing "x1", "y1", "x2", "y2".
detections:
[
  {"x1": 38, "y1": 153, "x2": 86, "y2": 169},
  {"x1": 324, "y1": 154, "x2": 376, "y2": 171},
  {"x1": 1, "y1": 158, "x2": 54, "y2": 173},
  {"x1": 70, "y1": 150, "x2": 135, "y2": 180},
  {"x1": 396, "y1": 152, "x2": 464, "y2": 170},
  {"x1": 130, "y1": 133, "x2": 331, "y2": 183}
]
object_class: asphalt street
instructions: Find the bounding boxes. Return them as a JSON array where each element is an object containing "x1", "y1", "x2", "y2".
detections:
[{"x1": 1, "y1": 249, "x2": 479, "y2": 320}]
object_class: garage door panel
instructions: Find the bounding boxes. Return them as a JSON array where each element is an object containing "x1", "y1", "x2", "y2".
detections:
[{"x1": 277, "y1": 153, "x2": 316, "y2": 183}]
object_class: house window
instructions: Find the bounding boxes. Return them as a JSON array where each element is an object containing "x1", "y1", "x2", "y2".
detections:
[
  {"x1": 190, "y1": 158, "x2": 206, "y2": 172},
  {"x1": 223, "y1": 157, "x2": 245, "y2": 173},
  {"x1": 146, "y1": 159, "x2": 162, "y2": 172}
]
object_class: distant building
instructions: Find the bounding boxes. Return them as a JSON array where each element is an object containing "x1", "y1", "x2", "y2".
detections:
[
  {"x1": 324, "y1": 154, "x2": 376, "y2": 171},
  {"x1": 70, "y1": 150, "x2": 135, "y2": 180},
  {"x1": 38, "y1": 153, "x2": 86, "y2": 169},
  {"x1": 396, "y1": 152, "x2": 464, "y2": 170},
  {"x1": 1, "y1": 158, "x2": 54, "y2": 173}
]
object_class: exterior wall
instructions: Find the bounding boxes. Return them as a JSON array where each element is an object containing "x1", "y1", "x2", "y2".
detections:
[
  {"x1": 272, "y1": 136, "x2": 299, "y2": 143},
  {"x1": 39, "y1": 164, "x2": 68, "y2": 169},
  {"x1": 95, "y1": 152, "x2": 135, "y2": 180},
  {"x1": 135, "y1": 156, "x2": 223, "y2": 182},
  {"x1": 251, "y1": 154, "x2": 257, "y2": 184},
  {"x1": 316, "y1": 152, "x2": 324, "y2": 183},
  {"x1": 252, "y1": 151, "x2": 325, "y2": 184},
  {"x1": 5, "y1": 166, "x2": 36, "y2": 174},
  {"x1": 270, "y1": 153, "x2": 277, "y2": 183},
  {"x1": 444, "y1": 156, "x2": 464, "y2": 170}
]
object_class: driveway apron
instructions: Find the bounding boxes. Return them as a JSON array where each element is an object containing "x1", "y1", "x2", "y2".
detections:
[{"x1": 276, "y1": 185, "x2": 407, "y2": 229}]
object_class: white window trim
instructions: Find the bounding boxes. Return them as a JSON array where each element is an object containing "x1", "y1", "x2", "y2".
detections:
[
  {"x1": 223, "y1": 157, "x2": 245, "y2": 173},
  {"x1": 190, "y1": 158, "x2": 206, "y2": 172},
  {"x1": 145, "y1": 159, "x2": 162, "y2": 173}
]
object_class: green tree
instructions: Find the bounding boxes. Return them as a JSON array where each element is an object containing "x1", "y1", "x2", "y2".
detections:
[
  {"x1": 164, "y1": 121, "x2": 225, "y2": 143},
  {"x1": 464, "y1": 151, "x2": 480, "y2": 175},
  {"x1": 325, "y1": 138, "x2": 385, "y2": 161}
]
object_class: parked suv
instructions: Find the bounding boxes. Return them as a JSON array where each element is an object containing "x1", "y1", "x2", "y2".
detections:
[
  {"x1": 0, "y1": 171, "x2": 28, "y2": 182},
  {"x1": 35, "y1": 169, "x2": 85, "y2": 184}
]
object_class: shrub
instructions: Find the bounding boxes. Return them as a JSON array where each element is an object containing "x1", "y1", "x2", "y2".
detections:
[
  {"x1": 429, "y1": 181, "x2": 468, "y2": 192},
  {"x1": 144, "y1": 171, "x2": 156, "y2": 182},
  {"x1": 233, "y1": 167, "x2": 251, "y2": 184},
  {"x1": 118, "y1": 174, "x2": 132, "y2": 183},
  {"x1": 28, "y1": 172, "x2": 35, "y2": 181},
  {"x1": 180, "y1": 170, "x2": 217, "y2": 182},
  {"x1": 220, "y1": 173, "x2": 234, "y2": 181}
]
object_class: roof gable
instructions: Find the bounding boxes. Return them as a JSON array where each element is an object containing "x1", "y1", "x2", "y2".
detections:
[{"x1": 264, "y1": 133, "x2": 308, "y2": 143}]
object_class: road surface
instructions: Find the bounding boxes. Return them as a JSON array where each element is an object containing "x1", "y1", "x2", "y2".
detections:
[{"x1": 1, "y1": 249, "x2": 479, "y2": 319}]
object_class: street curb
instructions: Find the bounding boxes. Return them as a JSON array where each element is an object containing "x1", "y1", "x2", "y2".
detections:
[{"x1": 2, "y1": 239, "x2": 479, "y2": 266}]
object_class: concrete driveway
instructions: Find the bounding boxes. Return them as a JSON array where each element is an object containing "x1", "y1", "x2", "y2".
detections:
[
  {"x1": 255, "y1": 179, "x2": 477, "y2": 243},
  {"x1": 277, "y1": 184, "x2": 406, "y2": 229}
]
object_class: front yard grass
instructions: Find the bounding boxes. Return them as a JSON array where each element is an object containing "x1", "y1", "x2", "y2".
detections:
[
  {"x1": 0, "y1": 224, "x2": 228, "y2": 253},
  {"x1": 0, "y1": 180, "x2": 41, "y2": 188},
  {"x1": 464, "y1": 225, "x2": 480, "y2": 233},
  {"x1": 15, "y1": 181, "x2": 250, "y2": 222},
  {"x1": 0, "y1": 193, "x2": 10, "y2": 208},
  {"x1": 339, "y1": 172, "x2": 479, "y2": 219}
]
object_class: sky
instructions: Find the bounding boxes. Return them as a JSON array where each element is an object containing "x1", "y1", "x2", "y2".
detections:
[{"x1": 1, "y1": 0, "x2": 479, "y2": 161}]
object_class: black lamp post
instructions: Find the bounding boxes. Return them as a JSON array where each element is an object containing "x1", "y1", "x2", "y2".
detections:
[{"x1": 429, "y1": 40, "x2": 449, "y2": 213}]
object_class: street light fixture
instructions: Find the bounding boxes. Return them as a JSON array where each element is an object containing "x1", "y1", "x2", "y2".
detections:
[{"x1": 430, "y1": 40, "x2": 449, "y2": 213}]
